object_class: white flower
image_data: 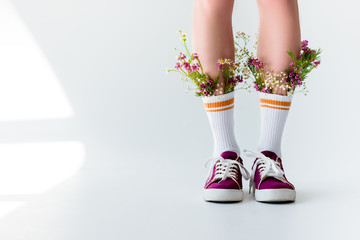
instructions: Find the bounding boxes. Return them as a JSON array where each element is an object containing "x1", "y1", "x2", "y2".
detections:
[
  {"x1": 217, "y1": 58, "x2": 225, "y2": 64},
  {"x1": 224, "y1": 58, "x2": 232, "y2": 64}
]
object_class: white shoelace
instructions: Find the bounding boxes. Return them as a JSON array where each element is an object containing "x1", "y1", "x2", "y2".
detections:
[
  {"x1": 244, "y1": 149, "x2": 286, "y2": 193},
  {"x1": 204, "y1": 156, "x2": 250, "y2": 183}
]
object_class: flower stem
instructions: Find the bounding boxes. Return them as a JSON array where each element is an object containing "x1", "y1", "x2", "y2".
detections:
[
  {"x1": 183, "y1": 40, "x2": 191, "y2": 58},
  {"x1": 197, "y1": 58, "x2": 204, "y2": 74}
]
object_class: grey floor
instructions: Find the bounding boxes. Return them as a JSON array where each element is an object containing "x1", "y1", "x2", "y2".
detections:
[
  {"x1": 0, "y1": 153, "x2": 359, "y2": 239},
  {"x1": 0, "y1": 0, "x2": 360, "y2": 239}
]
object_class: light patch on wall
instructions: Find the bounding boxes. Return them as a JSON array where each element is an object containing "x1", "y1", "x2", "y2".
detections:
[
  {"x1": 0, "y1": 141, "x2": 85, "y2": 195},
  {"x1": 0, "y1": 0, "x2": 73, "y2": 121}
]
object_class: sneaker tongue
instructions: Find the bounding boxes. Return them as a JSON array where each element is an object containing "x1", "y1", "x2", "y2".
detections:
[
  {"x1": 260, "y1": 151, "x2": 278, "y2": 161},
  {"x1": 220, "y1": 151, "x2": 238, "y2": 160},
  {"x1": 261, "y1": 151, "x2": 283, "y2": 169}
]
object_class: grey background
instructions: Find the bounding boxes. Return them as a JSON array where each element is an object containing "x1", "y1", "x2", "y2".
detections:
[{"x1": 0, "y1": 0, "x2": 359, "y2": 239}]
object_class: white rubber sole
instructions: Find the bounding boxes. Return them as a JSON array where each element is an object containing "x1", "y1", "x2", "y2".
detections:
[
  {"x1": 203, "y1": 189, "x2": 243, "y2": 202},
  {"x1": 255, "y1": 189, "x2": 296, "y2": 202}
]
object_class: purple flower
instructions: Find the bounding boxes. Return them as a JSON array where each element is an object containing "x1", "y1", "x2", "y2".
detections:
[
  {"x1": 175, "y1": 62, "x2": 181, "y2": 70},
  {"x1": 191, "y1": 64, "x2": 199, "y2": 71},
  {"x1": 301, "y1": 40, "x2": 309, "y2": 51},
  {"x1": 248, "y1": 58, "x2": 264, "y2": 71},
  {"x1": 177, "y1": 52, "x2": 187, "y2": 61},
  {"x1": 182, "y1": 62, "x2": 191, "y2": 72},
  {"x1": 313, "y1": 61, "x2": 321, "y2": 67},
  {"x1": 235, "y1": 75, "x2": 243, "y2": 83}
]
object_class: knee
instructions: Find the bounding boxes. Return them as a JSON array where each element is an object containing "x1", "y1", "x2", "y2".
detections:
[
  {"x1": 196, "y1": 0, "x2": 234, "y2": 15},
  {"x1": 257, "y1": 0, "x2": 295, "y2": 8}
]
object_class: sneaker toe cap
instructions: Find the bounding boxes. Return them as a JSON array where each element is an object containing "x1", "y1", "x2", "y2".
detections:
[
  {"x1": 206, "y1": 178, "x2": 241, "y2": 190},
  {"x1": 259, "y1": 177, "x2": 294, "y2": 190}
]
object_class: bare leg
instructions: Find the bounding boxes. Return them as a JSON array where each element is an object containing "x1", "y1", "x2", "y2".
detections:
[
  {"x1": 257, "y1": 0, "x2": 301, "y2": 95},
  {"x1": 252, "y1": 0, "x2": 299, "y2": 203},
  {"x1": 192, "y1": 0, "x2": 235, "y2": 95}
]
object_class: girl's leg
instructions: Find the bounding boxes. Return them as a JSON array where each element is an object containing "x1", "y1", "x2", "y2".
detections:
[
  {"x1": 193, "y1": 0, "x2": 245, "y2": 202},
  {"x1": 251, "y1": 0, "x2": 300, "y2": 202},
  {"x1": 256, "y1": 0, "x2": 300, "y2": 157},
  {"x1": 192, "y1": 0, "x2": 235, "y2": 95},
  {"x1": 192, "y1": 0, "x2": 239, "y2": 156}
]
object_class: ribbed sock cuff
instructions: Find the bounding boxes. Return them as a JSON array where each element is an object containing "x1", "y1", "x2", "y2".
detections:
[
  {"x1": 202, "y1": 91, "x2": 234, "y2": 103},
  {"x1": 202, "y1": 91, "x2": 235, "y2": 112}
]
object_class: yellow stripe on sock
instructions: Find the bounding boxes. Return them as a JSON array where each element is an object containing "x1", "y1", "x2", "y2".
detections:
[
  {"x1": 204, "y1": 98, "x2": 234, "y2": 109},
  {"x1": 260, "y1": 98, "x2": 291, "y2": 107},
  {"x1": 260, "y1": 104, "x2": 290, "y2": 110},
  {"x1": 206, "y1": 105, "x2": 234, "y2": 112}
]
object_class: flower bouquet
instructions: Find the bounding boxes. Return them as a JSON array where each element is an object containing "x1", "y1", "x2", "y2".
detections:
[
  {"x1": 166, "y1": 30, "x2": 250, "y2": 97},
  {"x1": 235, "y1": 32, "x2": 321, "y2": 96}
]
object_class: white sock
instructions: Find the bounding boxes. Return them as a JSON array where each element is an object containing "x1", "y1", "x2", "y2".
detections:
[
  {"x1": 257, "y1": 92, "x2": 292, "y2": 157},
  {"x1": 202, "y1": 91, "x2": 240, "y2": 156}
]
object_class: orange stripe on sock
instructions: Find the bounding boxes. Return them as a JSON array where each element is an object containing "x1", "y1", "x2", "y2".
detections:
[
  {"x1": 206, "y1": 105, "x2": 234, "y2": 112},
  {"x1": 260, "y1": 98, "x2": 291, "y2": 107},
  {"x1": 204, "y1": 98, "x2": 234, "y2": 109},
  {"x1": 260, "y1": 104, "x2": 290, "y2": 110}
]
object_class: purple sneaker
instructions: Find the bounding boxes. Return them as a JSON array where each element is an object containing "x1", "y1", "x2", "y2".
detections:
[
  {"x1": 203, "y1": 151, "x2": 250, "y2": 202},
  {"x1": 244, "y1": 149, "x2": 296, "y2": 202}
]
